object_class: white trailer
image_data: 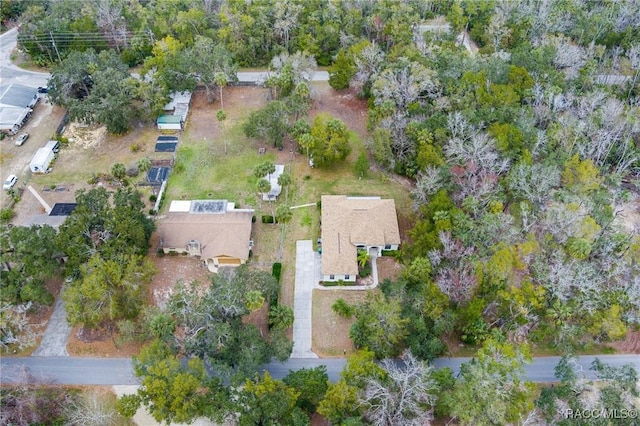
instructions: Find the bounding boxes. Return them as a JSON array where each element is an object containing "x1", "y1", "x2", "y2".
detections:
[{"x1": 29, "y1": 146, "x2": 55, "y2": 173}]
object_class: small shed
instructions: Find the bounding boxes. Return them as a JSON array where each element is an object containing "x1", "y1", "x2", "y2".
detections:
[
  {"x1": 157, "y1": 115, "x2": 183, "y2": 130},
  {"x1": 30, "y1": 146, "x2": 55, "y2": 173},
  {"x1": 261, "y1": 164, "x2": 285, "y2": 201}
]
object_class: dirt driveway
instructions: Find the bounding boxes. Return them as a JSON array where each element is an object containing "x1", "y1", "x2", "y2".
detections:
[{"x1": 0, "y1": 100, "x2": 66, "y2": 208}]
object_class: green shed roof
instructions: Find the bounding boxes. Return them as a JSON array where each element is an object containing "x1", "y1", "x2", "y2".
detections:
[{"x1": 157, "y1": 115, "x2": 183, "y2": 124}]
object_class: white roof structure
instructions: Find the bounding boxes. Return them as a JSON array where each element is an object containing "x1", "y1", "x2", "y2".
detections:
[
  {"x1": 162, "y1": 91, "x2": 192, "y2": 122},
  {"x1": 0, "y1": 84, "x2": 38, "y2": 134},
  {"x1": 262, "y1": 164, "x2": 285, "y2": 201}
]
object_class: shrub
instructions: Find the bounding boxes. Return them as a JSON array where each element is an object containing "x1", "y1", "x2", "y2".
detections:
[
  {"x1": 0, "y1": 208, "x2": 15, "y2": 224},
  {"x1": 156, "y1": 248, "x2": 165, "y2": 256},
  {"x1": 149, "y1": 209, "x2": 157, "y2": 215},
  {"x1": 359, "y1": 262, "x2": 371, "y2": 278},
  {"x1": 54, "y1": 135, "x2": 69, "y2": 145},
  {"x1": 332, "y1": 298, "x2": 354, "y2": 318},
  {"x1": 252, "y1": 215, "x2": 256, "y2": 223},
  {"x1": 262, "y1": 215, "x2": 275, "y2": 223},
  {"x1": 149, "y1": 194, "x2": 157, "y2": 202},
  {"x1": 130, "y1": 143, "x2": 140, "y2": 153},
  {"x1": 303, "y1": 175, "x2": 311, "y2": 180},
  {"x1": 87, "y1": 174, "x2": 99, "y2": 185},
  {"x1": 272, "y1": 263, "x2": 282, "y2": 282}
]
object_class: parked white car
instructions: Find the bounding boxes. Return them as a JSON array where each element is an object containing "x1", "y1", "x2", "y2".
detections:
[
  {"x1": 15, "y1": 132, "x2": 29, "y2": 146},
  {"x1": 3, "y1": 174, "x2": 18, "y2": 190}
]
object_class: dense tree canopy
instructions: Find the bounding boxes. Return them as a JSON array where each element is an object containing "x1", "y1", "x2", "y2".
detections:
[
  {"x1": 166, "y1": 266, "x2": 286, "y2": 380},
  {"x1": 49, "y1": 49, "x2": 140, "y2": 133},
  {"x1": 56, "y1": 187, "x2": 154, "y2": 276},
  {"x1": 0, "y1": 224, "x2": 59, "y2": 305}
]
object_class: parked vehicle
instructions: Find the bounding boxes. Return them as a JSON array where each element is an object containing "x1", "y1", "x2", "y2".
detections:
[
  {"x1": 37, "y1": 86, "x2": 48, "y2": 94},
  {"x1": 3, "y1": 174, "x2": 17, "y2": 190},
  {"x1": 14, "y1": 132, "x2": 29, "y2": 146}
]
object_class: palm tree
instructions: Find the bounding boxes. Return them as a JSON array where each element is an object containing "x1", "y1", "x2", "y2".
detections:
[
  {"x1": 214, "y1": 72, "x2": 228, "y2": 109},
  {"x1": 217, "y1": 109, "x2": 227, "y2": 154},
  {"x1": 268, "y1": 304, "x2": 294, "y2": 330},
  {"x1": 357, "y1": 249, "x2": 371, "y2": 268}
]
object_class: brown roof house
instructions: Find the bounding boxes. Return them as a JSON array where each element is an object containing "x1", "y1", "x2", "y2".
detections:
[
  {"x1": 321, "y1": 195, "x2": 400, "y2": 283},
  {"x1": 157, "y1": 200, "x2": 254, "y2": 272}
]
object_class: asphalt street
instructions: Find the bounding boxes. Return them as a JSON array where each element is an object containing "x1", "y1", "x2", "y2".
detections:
[
  {"x1": 1, "y1": 355, "x2": 638, "y2": 386},
  {"x1": 0, "y1": 28, "x2": 328, "y2": 88},
  {"x1": 0, "y1": 28, "x2": 49, "y2": 88}
]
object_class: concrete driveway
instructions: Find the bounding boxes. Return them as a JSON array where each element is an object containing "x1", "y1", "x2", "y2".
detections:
[
  {"x1": 31, "y1": 291, "x2": 70, "y2": 357},
  {"x1": 291, "y1": 240, "x2": 321, "y2": 358}
]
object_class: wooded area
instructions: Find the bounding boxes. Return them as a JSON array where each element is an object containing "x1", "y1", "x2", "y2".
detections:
[{"x1": 1, "y1": 0, "x2": 639, "y2": 424}]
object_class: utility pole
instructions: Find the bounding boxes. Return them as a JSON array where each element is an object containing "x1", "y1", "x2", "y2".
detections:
[{"x1": 49, "y1": 31, "x2": 61, "y2": 63}]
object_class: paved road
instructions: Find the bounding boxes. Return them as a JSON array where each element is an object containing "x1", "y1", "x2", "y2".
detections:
[
  {"x1": 237, "y1": 70, "x2": 329, "y2": 84},
  {"x1": 0, "y1": 29, "x2": 329, "y2": 87},
  {"x1": 1, "y1": 355, "x2": 638, "y2": 386},
  {"x1": 0, "y1": 28, "x2": 49, "y2": 88}
]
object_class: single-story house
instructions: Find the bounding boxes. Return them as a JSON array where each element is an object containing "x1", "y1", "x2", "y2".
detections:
[
  {"x1": 261, "y1": 164, "x2": 285, "y2": 201},
  {"x1": 0, "y1": 84, "x2": 38, "y2": 134},
  {"x1": 321, "y1": 195, "x2": 400, "y2": 283},
  {"x1": 157, "y1": 200, "x2": 254, "y2": 272}
]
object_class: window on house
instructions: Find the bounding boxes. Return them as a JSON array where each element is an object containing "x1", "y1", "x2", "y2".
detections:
[
  {"x1": 385, "y1": 244, "x2": 391, "y2": 249},
  {"x1": 330, "y1": 275, "x2": 335, "y2": 280},
  {"x1": 345, "y1": 275, "x2": 350, "y2": 280}
]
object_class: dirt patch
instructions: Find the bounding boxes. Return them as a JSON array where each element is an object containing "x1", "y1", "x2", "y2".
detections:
[
  {"x1": 66, "y1": 325, "x2": 143, "y2": 358},
  {"x1": 607, "y1": 330, "x2": 640, "y2": 354},
  {"x1": 376, "y1": 257, "x2": 404, "y2": 282},
  {"x1": 309, "y1": 84, "x2": 368, "y2": 137},
  {"x1": 64, "y1": 122, "x2": 107, "y2": 149},
  {"x1": 312, "y1": 289, "x2": 370, "y2": 357},
  {"x1": 614, "y1": 199, "x2": 640, "y2": 234},
  {"x1": 148, "y1": 233, "x2": 215, "y2": 308},
  {"x1": 185, "y1": 86, "x2": 269, "y2": 144}
]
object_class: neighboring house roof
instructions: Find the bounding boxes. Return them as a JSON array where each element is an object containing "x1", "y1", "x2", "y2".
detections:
[
  {"x1": 262, "y1": 164, "x2": 285, "y2": 201},
  {"x1": 0, "y1": 84, "x2": 37, "y2": 132},
  {"x1": 20, "y1": 203, "x2": 77, "y2": 229},
  {"x1": 0, "y1": 84, "x2": 38, "y2": 108},
  {"x1": 321, "y1": 195, "x2": 400, "y2": 276},
  {"x1": 0, "y1": 107, "x2": 30, "y2": 131},
  {"x1": 158, "y1": 200, "x2": 254, "y2": 262},
  {"x1": 20, "y1": 214, "x2": 68, "y2": 229}
]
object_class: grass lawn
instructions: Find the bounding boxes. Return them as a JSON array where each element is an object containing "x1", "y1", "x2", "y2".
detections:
[
  {"x1": 158, "y1": 84, "x2": 414, "y2": 355},
  {"x1": 164, "y1": 124, "x2": 277, "y2": 207},
  {"x1": 311, "y1": 289, "x2": 373, "y2": 357}
]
